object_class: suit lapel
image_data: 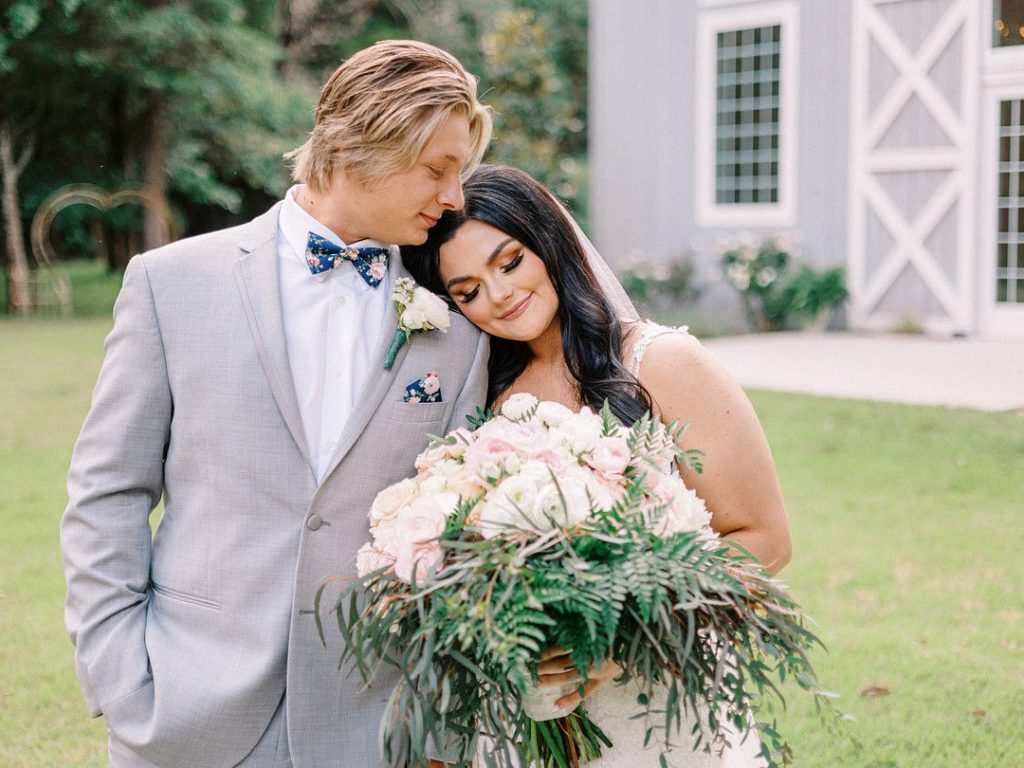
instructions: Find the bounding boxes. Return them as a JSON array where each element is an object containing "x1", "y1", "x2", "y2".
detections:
[
  {"x1": 320, "y1": 253, "x2": 414, "y2": 483},
  {"x1": 232, "y1": 204, "x2": 314, "y2": 475}
]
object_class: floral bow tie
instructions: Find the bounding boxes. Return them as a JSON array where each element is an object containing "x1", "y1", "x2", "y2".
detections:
[{"x1": 304, "y1": 232, "x2": 390, "y2": 288}]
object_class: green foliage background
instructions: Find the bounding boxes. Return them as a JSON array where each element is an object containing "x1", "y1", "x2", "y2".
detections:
[{"x1": 0, "y1": 0, "x2": 588, "y2": 312}]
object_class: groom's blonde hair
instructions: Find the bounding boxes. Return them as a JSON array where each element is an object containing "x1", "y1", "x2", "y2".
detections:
[{"x1": 287, "y1": 40, "x2": 492, "y2": 191}]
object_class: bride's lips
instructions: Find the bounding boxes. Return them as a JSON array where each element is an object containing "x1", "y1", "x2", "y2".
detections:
[{"x1": 499, "y1": 294, "x2": 531, "y2": 321}]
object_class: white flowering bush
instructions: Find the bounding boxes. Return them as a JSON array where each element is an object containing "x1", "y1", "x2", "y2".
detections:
[
  {"x1": 318, "y1": 396, "x2": 836, "y2": 768},
  {"x1": 716, "y1": 234, "x2": 847, "y2": 332}
]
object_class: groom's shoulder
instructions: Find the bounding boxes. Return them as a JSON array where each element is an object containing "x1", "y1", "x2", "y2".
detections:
[{"x1": 135, "y1": 203, "x2": 280, "y2": 272}]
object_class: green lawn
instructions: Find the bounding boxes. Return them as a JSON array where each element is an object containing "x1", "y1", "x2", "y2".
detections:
[{"x1": 2, "y1": 319, "x2": 1022, "y2": 767}]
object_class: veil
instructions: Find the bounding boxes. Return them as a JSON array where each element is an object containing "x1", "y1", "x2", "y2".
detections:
[{"x1": 554, "y1": 198, "x2": 641, "y2": 323}]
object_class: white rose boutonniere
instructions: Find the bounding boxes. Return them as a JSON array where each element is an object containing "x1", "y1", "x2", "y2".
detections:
[{"x1": 384, "y1": 277, "x2": 451, "y2": 370}]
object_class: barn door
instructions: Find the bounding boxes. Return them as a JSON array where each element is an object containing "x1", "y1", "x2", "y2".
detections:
[{"x1": 848, "y1": 0, "x2": 979, "y2": 335}]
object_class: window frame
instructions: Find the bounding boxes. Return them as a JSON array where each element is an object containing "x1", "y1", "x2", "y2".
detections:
[{"x1": 694, "y1": 0, "x2": 799, "y2": 228}]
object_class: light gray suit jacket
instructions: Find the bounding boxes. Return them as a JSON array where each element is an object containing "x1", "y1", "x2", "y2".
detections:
[{"x1": 61, "y1": 203, "x2": 489, "y2": 767}]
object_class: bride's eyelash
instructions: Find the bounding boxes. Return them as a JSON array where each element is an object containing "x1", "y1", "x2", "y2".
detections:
[
  {"x1": 457, "y1": 250, "x2": 522, "y2": 305},
  {"x1": 501, "y1": 251, "x2": 524, "y2": 272}
]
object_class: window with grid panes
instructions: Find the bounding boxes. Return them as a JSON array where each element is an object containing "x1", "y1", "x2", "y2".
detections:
[
  {"x1": 997, "y1": 99, "x2": 1024, "y2": 304},
  {"x1": 715, "y1": 24, "x2": 782, "y2": 205}
]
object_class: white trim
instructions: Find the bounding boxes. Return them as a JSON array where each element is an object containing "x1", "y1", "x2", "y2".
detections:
[
  {"x1": 978, "y1": 85, "x2": 1024, "y2": 340},
  {"x1": 847, "y1": 0, "x2": 977, "y2": 335},
  {"x1": 694, "y1": 1, "x2": 798, "y2": 228}
]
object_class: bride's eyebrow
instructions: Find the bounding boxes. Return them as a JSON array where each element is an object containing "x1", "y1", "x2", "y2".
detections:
[{"x1": 445, "y1": 237, "x2": 516, "y2": 290}]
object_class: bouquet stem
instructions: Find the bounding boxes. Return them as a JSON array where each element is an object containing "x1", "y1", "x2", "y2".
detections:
[{"x1": 525, "y1": 710, "x2": 610, "y2": 768}]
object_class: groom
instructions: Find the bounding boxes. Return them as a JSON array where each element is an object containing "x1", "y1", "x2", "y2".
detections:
[{"x1": 61, "y1": 40, "x2": 492, "y2": 767}]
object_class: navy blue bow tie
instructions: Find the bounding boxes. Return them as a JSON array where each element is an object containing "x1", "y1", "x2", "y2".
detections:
[{"x1": 303, "y1": 232, "x2": 390, "y2": 288}]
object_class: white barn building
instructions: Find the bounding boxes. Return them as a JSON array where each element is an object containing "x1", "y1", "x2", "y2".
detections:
[{"x1": 589, "y1": 0, "x2": 1024, "y2": 341}]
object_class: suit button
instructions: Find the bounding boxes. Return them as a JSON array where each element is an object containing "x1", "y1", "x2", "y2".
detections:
[{"x1": 306, "y1": 514, "x2": 323, "y2": 531}]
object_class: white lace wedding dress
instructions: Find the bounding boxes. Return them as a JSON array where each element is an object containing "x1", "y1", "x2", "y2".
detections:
[
  {"x1": 476, "y1": 323, "x2": 767, "y2": 767},
  {"x1": 577, "y1": 323, "x2": 766, "y2": 768}
]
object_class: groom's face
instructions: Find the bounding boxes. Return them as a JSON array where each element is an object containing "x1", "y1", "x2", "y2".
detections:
[{"x1": 339, "y1": 113, "x2": 471, "y2": 246}]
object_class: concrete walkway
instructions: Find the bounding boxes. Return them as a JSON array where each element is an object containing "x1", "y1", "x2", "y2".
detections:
[{"x1": 701, "y1": 332, "x2": 1024, "y2": 412}]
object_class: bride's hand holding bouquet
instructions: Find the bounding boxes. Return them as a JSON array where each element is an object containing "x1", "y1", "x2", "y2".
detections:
[{"x1": 317, "y1": 393, "x2": 835, "y2": 768}]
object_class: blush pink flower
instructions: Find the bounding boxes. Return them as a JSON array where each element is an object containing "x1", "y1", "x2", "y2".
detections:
[
  {"x1": 463, "y1": 434, "x2": 518, "y2": 474},
  {"x1": 584, "y1": 436, "x2": 631, "y2": 481}
]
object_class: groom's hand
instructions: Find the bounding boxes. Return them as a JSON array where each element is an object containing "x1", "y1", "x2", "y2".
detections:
[{"x1": 536, "y1": 646, "x2": 622, "y2": 709}]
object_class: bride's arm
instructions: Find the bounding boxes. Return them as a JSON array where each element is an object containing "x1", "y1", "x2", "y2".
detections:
[{"x1": 638, "y1": 331, "x2": 792, "y2": 574}]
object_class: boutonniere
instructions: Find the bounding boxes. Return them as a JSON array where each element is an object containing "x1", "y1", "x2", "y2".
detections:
[{"x1": 384, "y1": 277, "x2": 451, "y2": 370}]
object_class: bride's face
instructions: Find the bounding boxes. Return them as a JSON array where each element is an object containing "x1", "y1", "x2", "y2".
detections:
[{"x1": 438, "y1": 219, "x2": 560, "y2": 343}]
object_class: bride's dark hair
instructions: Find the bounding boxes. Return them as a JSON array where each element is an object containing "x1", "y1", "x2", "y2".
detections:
[{"x1": 403, "y1": 164, "x2": 651, "y2": 423}]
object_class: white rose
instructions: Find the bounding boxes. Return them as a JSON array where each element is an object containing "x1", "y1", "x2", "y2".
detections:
[
  {"x1": 535, "y1": 400, "x2": 574, "y2": 427},
  {"x1": 430, "y1": 458, "x2": 463, "y2": 479},
  {"x1": 555, "y1": 409, "x2": 603, "y2": 455},
  {"x1": 401, "y1": 305, "x2": 428, "y2": 330},
  {"x1": 500, "y1": 392, "x2": 539, "y2": 421},
  {"x1": 412, "y1": 286, "x2": 451, "y2": 331},
  {"x1": 477, "y1": 460, "x2": 503, "y2": 483},
  {"x1": 418, "y1": 477, "x2": 460, "y2": 517}
]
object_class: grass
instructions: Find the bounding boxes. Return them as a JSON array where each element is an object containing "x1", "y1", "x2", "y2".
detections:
[
  {"x1": 2, "y1": 319, "x2": 1023, "y2": 766},
  {"x1": 0, "y1": 260, "x2": 124, "y2": 318}
]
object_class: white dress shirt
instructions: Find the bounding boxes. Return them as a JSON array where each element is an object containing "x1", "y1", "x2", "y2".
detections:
[{"x1": 277, "y1": 185, "x2": 395, "y2": 482}]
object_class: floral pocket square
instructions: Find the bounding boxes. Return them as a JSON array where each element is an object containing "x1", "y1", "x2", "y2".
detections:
[{"x1": 402, "y1": 371, "x2": 442, "y2": 403}]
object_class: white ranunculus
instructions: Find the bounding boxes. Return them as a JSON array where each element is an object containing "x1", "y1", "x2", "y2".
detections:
[
  {"x1": 478, "y1": 480, "x2": 538, "y2": 539},
  {"x1": 501, "y1": 392, "x2": 539, "y2": 421},
  {"x1": 411, "y1": 286, "x2": 451, "y2": 331},
  {"x1": 532, "y1": 472, "x2": 593, "y2": 529},
  {"x1": 517, "y1": 459, "x2": 556, "y2": 486},
  {"x1": 535, "y1": 400, "x2": 574, "y2": 427}
]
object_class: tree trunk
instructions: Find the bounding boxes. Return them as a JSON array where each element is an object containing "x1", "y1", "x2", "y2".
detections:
[
  {"x1": 0, "y1": 119, "x2": 34, "y2": 315},
  {"x1": 141, "y1": 95, "x2": 170, "y2": 252}
]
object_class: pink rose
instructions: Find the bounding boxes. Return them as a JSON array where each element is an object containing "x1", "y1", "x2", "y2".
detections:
[
  {"x1": 369, "y1": 478, "x2": 418, "y2": 526},
  {"x1": 463, "y1": 434, "x2": 518, "y2": 474},
  {"x1": 391, "y1": 497, "x2": 448, "y2": 584},
  {"x1": 393, "y1": 539, "x2": 443, "y2": 584},
  {"x1": 584, "y1": 436, "x2": 631, "y2": 481},
  {"x1": 356, "y1": 542, "x2": 395, "y2": 577}
]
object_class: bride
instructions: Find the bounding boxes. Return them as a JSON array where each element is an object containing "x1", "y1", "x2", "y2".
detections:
[{"x1": 404, "y1": 165, "x2": 790, "y2": 767}]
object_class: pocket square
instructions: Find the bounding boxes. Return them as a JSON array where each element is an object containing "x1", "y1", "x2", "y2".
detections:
[{"x1": 403, "y1": 371, "x2": 442, "y2": 403}]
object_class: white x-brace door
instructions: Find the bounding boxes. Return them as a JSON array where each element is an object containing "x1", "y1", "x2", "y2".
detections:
[{"x1": 848, "y1": 0, "x2": 979, "y2": 335}]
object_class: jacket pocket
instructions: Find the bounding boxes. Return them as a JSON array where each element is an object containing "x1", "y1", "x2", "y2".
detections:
[{"x1": 150, "y1": 581, "x2": 223, "y2": 611}]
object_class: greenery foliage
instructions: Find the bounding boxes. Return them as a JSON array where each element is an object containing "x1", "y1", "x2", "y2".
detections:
[
  {"x1": 319, "y1": 405, "x2": 836, "y2": 767},
  {"x1": 717, "y1": 236, "x2": 849, "y2": 332},
  {"x1": 619, "y1": 252, "x2": 700, "y2": 314}
]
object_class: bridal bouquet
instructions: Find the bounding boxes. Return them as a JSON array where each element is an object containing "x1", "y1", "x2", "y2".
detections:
[{"x1": 317, "y1": 394, "x2": 832, "y2": 768}]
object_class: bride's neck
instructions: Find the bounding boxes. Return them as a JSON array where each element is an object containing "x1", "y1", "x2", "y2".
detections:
[{"x1": 526, "y1": 320, "x2": 563, "y2": 365}]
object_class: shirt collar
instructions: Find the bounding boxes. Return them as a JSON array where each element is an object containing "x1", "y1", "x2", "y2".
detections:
[{"x1": 279, "y1": 185, "x2": 391, "y2": 281}]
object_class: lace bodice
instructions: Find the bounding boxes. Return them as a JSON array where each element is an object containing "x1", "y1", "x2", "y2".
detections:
[{"x1": 627, "y1": 321, "x2": 690, "y2": 379}]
